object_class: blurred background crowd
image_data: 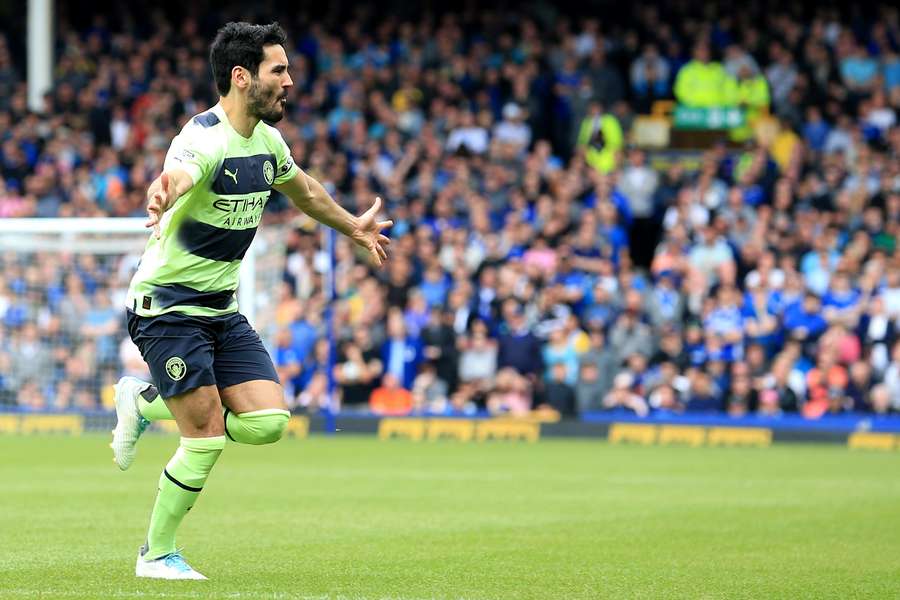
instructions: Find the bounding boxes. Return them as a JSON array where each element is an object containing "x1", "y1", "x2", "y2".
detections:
[{"x1": 1, "y1": 1, "x2": 900, "y2": 419}]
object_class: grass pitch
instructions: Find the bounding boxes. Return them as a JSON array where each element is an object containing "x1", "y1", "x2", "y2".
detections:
[{"x1": 0, "y1": 434, "x2": 898, "y2": 599}]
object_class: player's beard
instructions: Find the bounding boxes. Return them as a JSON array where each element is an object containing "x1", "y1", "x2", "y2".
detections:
[{"x1": 247, "y1": 77, "x2": 286, "y2": 123}]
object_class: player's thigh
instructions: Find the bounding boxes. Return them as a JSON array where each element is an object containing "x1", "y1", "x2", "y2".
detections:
[
  {"x1": 127, "y1": 310, "x2": 218, "y2": 400},
  {"x1": 127, "y1": 310, "x2": 223, "y2": 435},
  {"x1": 166, "y1": 385, "x2": 225, "y2": 437},
  {"x1": 213, "y1": 312, "x2": 285, "y2": 413},
  {"x1": 219, "y1": 379, "x2": 285, "y2": 413}
]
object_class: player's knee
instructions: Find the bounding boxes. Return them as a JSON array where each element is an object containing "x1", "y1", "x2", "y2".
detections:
[
  {"x1": 250, "y1": 411, "x2": 290, "y2": 444},
  {"x1": 187, "y1": 413, "x2": 225, "y2": 438},
  {"x1": 257, "y1": 412, "x2": 289, "y2": 444}
]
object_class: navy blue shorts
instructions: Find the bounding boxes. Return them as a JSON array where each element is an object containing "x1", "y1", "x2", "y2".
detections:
[{"x1": 126, "y1": 309, "x2": 279, "y2": 399}]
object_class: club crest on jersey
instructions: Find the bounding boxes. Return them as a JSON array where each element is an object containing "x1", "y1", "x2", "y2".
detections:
[
  {"x1": 263, "y1": 160, "x2": 274, "y2": 185},
  {"x1": 165, "y1": 357, "x2": 187, "y2": 381}
]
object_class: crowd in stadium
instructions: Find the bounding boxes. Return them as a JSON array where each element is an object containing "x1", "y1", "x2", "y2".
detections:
[{"x1": 1, "y1": 2, "x2": 900, "y2": 419}]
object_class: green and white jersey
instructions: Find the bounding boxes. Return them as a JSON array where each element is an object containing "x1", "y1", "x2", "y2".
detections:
[{"x1": 127, "y1": 103, "x2": 300, "y2": 317}]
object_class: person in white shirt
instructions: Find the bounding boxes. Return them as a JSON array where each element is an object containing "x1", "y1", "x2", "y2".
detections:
[
  {"x1": 446, "y1": 109, "x2": 489, "y2": 155},
  {"x1": 492, "y1": 103, "x2": 531, "y2": 154}
]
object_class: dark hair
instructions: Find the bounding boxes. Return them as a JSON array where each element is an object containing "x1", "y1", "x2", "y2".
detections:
[{"x1": 210, "y1": 22, "x2": 287, "y2": 96}]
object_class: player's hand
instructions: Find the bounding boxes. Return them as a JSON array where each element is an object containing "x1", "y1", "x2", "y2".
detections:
[
  {"x1": 146, "y1": 172, "x2": 175, "y2": 239},
  {"x1": 350, "y1": 196, "x2": 393, "y2": 267}
]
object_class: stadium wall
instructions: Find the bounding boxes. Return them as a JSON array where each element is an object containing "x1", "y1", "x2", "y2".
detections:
[{"x1": 3, "y1": 411, "x2": 900, "y2": 450}]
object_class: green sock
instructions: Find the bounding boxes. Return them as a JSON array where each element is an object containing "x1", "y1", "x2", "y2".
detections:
[
  {"x1": 144, "y1": 436, "x2": 225, "y2": 560},
  {"x1": 224, "y1": 408, "x2": 291, "y2": 445},
  {"x1": 137, "y1": 384, "x2": 174, "y2": 421}
]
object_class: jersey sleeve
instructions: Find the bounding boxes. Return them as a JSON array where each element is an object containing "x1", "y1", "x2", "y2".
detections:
[
  {"x1": 267, "y1": 125, "x2": 301, "y2": 185},
  {"x1": 163, "y1": 125, "x2": 221, "y2": 186}
]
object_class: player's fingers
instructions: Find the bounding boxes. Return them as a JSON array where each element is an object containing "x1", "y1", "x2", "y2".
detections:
[
  {"x1": 362, "y1": 196, "x2": 382, "y2": 219},
  {"x1": 160, "y1": 172, "x2": 170, "y2": 192},
  {"x1": 378, "y1": 234, "x2": 391, "y2": 245},
  {"x1": 376, "y1": 219, "x2": 394, "y2": 230},
  {"x1": 376, "y1": 241, "x2": 388, "y2": 261},
  {"x1": 370, "y1": 247, "x2": 383, "y2": 267}
]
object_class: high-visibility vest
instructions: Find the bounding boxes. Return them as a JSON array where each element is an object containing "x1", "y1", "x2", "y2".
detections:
[
  {"x1": 674, "y1": 60, "x2": 730, "y2": 107},
  {"x1": 577, "y1": 114, "x2": 624, "y2": 174}
]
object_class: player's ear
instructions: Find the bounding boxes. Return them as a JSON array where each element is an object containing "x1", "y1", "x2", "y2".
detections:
[{"x1": 231, "y1": 65, "x2": 250, "y2": 91}]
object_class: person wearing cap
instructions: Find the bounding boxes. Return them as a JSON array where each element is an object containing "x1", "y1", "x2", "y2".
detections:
[{"x1": 493, "y1": 102, "x2": 531, "y2": 154}]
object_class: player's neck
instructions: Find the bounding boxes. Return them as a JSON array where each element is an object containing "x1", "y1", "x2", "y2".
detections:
[{"x1": 219, "y1": 95, "x2": 258, "y2": 139}]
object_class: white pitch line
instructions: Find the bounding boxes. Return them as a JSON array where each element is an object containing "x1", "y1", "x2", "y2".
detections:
[{"x1": 0, "y1": 590, "x2": 476, "y2": 600}]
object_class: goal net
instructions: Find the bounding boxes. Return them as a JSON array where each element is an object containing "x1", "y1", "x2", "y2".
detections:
[{"x1": 0, "y1": 218, "x2": 287, "y2": 413}]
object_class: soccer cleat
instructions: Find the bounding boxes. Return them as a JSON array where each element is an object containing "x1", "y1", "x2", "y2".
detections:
[
  {"x1": 135, "y1": 544, "x2": 207, "y2": 580},
  {"x1": 111, "y1": 376, "x2": 152, "y2": 471}
]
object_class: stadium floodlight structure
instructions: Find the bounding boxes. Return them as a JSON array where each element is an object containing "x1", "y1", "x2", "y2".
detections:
[{"x1": 0, "y1": 218, "x2": 290, "y2": 412}]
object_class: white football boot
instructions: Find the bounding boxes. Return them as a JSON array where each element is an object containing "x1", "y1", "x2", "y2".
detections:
[
  {"x1": 110, "y1": 376, "x2": 152, "y2": 470},
  {"x1": 135, "y1": 544, "x2": 207, "y2": 580}
]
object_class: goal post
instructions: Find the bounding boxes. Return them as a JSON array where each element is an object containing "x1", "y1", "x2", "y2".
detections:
[{"x1": 0, "y1": 217, "x2": 286, "y2": 412}]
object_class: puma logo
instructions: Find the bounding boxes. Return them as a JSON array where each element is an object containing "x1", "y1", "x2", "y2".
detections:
[{"x1": 224, "y1": 167, "x2": 238, "y2": 185}]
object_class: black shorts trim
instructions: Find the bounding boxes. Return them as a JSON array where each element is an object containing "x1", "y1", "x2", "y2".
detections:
[
  {"x1": 223, "y1": 408, "x2": 236, "y2": 442},
  {"x1": 151, "y1": 283, "x2": 236, "y2": 310}
]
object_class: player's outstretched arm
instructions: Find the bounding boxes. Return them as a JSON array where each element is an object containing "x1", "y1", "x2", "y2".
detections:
[
  {"x1": 145, "y1": 169, "x2": 194, "y2": 239},
  {"x1": 275, "y1": 171, "x2": 393, "y2": 266}
]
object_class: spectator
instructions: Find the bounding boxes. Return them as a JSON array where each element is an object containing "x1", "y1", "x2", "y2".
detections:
[
  {"x1": 446, "y1": 109, "x2": 489, "y2": 155},
  {"x1": 648, "y1": 383, "x2": 685, "y2": 414},
  {"x1": 629, "y1": 44, "x2": 670, "y2": 112},
  {"x1": 486, "y1": 368, "x2": 532, "y2": 416},
  {"x1": 497, "y1": 307, "x2": 543, "y2": 380},
  {"x1": 411, "y1": 362, "x2": 449, "y2": 413},
  {"x1": 542, "y1": 326, "x2": 580, "y2": 386},
  {"x1": 602, "y1": 373, "x2": 649, "y2": 417},
  {"x1": 576, "y1": 101, "x2": 624, "y2": 174},
  {"x1": 617, "y1": 147, "x2": 660, "y2": 267},
  {"x1": 724, "y1": 364, "x2": 758, "y2": 417},
  {"x1": 609, "y1": 307, "x2": 655, "y2": 360},
  {"x1": 674, "y1": 41, "x2": 730, "y2": 108},
  {"x1": 420, "y1": 306, "x2": 458, "y2": 392},
  {"x1": 2, "y1": 3, "x2": 900, "y2": 425},
  {"x1": 273, "y1": 328, "x2": 302, "y2": 404},
  {"x1": 578, "y1": 327, "x2": 618, "y2": 400},
  {"x1": 370, "y1": 373, "x2": 413, "y2": 416},
  {"x1": 840, "y1": 42, "x2": 879, "y2": 96},
  {"x1": 334, "y1": 328, "x2": 383, "y2": 411},
  {"x1": 492, "y1": 103, "x2": 531, "y2": 154},
  {"x1": 458, "y1": 319, "x2": 498, "y2": 390},
  {"x1": 382, "y1": 308, "x2": 422, "y2": 391},
  {"x1": 541, "y1": 362, "x2": 577, "y2": 417},
  {"x1": 9, "y1": 322, "x2": 52, "y2": 394},
  {"x1": 784, "y1": 293, "x2": 829, "y2": 344},
  {"x1": 685, "y1": 369, "x2": 722, "y2": 413},
  {"x1": 765, "y1": 43, "x2": 799, "y2": 112}
]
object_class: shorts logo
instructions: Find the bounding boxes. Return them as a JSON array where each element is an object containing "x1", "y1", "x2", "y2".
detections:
[
  {"x1": 263, "y1": 160, "x2": 274, "y2": 185},
  {"x1": 165, "y1": 357, "x2": 187, "y2": 381}
]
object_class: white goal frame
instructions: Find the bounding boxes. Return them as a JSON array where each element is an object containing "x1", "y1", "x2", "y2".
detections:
[{"x1": 0, "y1": 218, "x2": 264, "y2": 326}]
